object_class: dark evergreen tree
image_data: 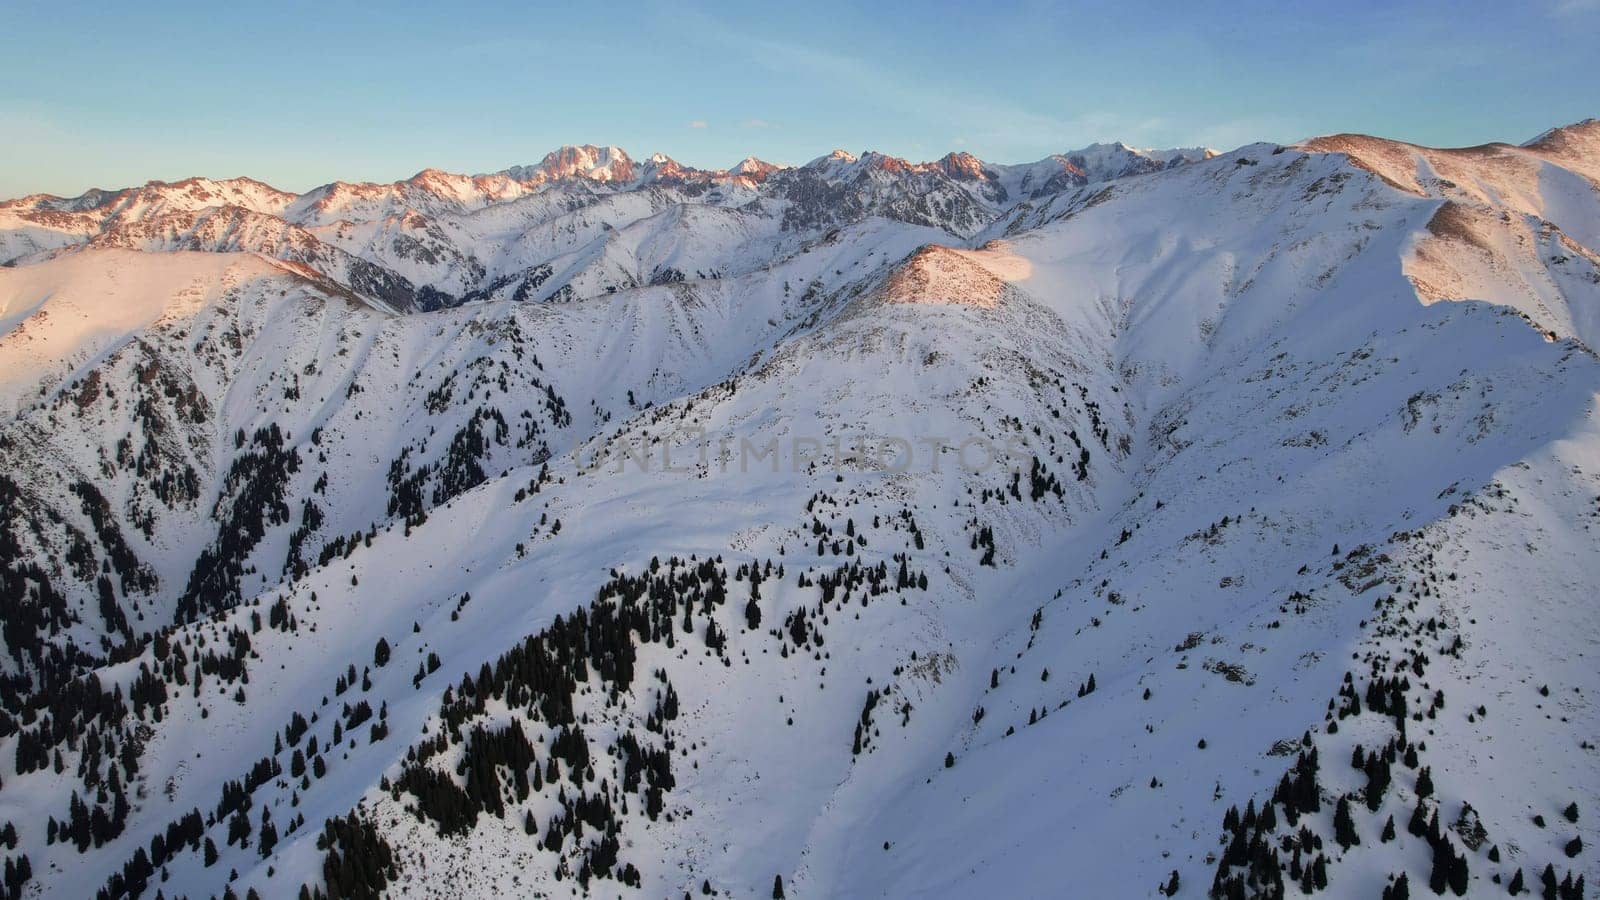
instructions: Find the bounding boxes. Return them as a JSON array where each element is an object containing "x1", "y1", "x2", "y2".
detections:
[
  {"x1": 1409, "y1": 798, "x2": 1431, "y2": 837},
  {"x1": 1447, "y1": 846, "x2": 1468, "y2": 896},
  {"x1": 1334, "y1": 796, "x2": 1360, "y2": 849},
  {"x1": 1429, "y1": 836, "x2": 1455, "y2": 895}
]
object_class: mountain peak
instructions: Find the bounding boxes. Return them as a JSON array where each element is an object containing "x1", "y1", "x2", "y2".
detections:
[
  {"x1": 406, "y1": 167, "x2": 454, "y2": 184},
  {"x1": 1061, "y1": 142, "x2": 1217, "y2": 182},
  {"x1": 857, "y1": 151, "x2": 918, "y2": 173},
  {"x1": 636, "y1": 153, "x2": 697, "y2": 183},
  {"x1": 539, "y1": 144, "x2": 634, "y2": 181},
  {"x1": 1523, "y1": 117, "x2": 1600, "y2": 147},
  {"x1": 1517, "y1": 118, "x2": 1600, "y2": 182},
  {"x1": 805, "y1": 149, "x2": 859, "y2": 169},
  {"x1": 731, "y1": 156, "x2": 779, "y2": 176},
  {"x1": 497, "y1": 145, "x2": 637, "y2": 185},
  {"x1": 936, "y1": 151, "x2": 988, "y2": 181}
]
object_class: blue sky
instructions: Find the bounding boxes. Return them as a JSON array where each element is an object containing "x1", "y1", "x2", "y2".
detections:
[{"x1": 2, "y1": 0, "x2": 1596, "y2": 198}]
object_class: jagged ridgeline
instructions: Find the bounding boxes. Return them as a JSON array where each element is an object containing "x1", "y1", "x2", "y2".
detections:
[{"x1": 0, "y1": 121, "x2": 1596, "y2": 898}]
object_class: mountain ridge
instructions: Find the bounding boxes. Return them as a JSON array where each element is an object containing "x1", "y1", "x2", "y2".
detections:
[
  {"x1": 13, "y1": 120, "x2": 1593, "y2": 221},
  {"x1": 4, "y1": 138, "x2": 1227, "y2": 216}
]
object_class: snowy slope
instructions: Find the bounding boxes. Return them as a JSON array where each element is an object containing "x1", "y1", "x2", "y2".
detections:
[{"x1": 0, "y1": 121, "x2": 1595, "y2": 900}]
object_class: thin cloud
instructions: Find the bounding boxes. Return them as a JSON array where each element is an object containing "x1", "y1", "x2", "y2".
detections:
[
  {"x1": 675, "y1": 12, "x2": 1179, "y2": 158},
  {"x1": 740, "y1": 119, "x2": 774, "y2": 129},
  {"x1": 688, "y1": 120, "x2": 709, "y2": 129}
]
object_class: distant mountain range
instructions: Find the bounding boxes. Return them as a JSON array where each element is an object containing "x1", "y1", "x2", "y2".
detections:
[{"x1": 1, "y1": 140, "x2": 1216, "y2": 312}]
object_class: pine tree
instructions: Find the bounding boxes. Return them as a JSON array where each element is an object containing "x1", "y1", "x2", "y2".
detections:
[
  {"x1": 1408, "y1": 798, "x2": 1431, "y2": 837},
  {"x1": 258, "y1": 818, "x2": 278, "y2": 858},
  {"x1": 1259, "y1": 801, "x2": 1277, "y2": 833},
  {"x1": 1334, "y1": 796, "x2": 1360, "y2": 849},
  {"x1": 1430, "y1": 842, "x2": 1450, "y2": 895},
  {"x1": 1447, "y1": 845, "x2": 1468, "y2": 895},
  {"x1": 773, "y1": 874, "x2": 785, "y2": 899}
]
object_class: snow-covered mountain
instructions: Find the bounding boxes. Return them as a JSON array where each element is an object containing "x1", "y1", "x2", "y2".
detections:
[
  {"x1": 0, "y1": 140, "x2": 1211, "y2": 302},
  {"x1": 0, "y1": 121, "x2": 1597, "y2": 900}
]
